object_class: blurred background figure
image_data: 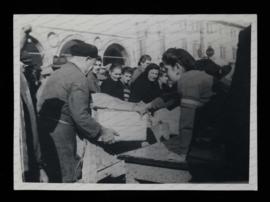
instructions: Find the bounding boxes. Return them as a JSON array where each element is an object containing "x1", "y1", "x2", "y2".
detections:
[
  {"x1": 20, "y1": 53, "x2": 42, "y2": 110},
  {"x1": 195, "y1": 58, "x2": 233, "y2": 82},
  {"x1": 158, "y1": 67, "x2": 169, "y2": 93},
  {"x1": 98, "y1": 63, "x2": 110, "y2": 85},
  {"x1": 20, "y1": 25, "x2": 48, "y2": 182},
  {"x1": 131, "y1": 54, "x2": 152, "y2": 83},
  {"x1": 86, "y1": 55, "x2": 102, "y2": 94},
  {"x1": 120, "y1": 66, "x2": 133, "y2": 102},
  {"x1": 52, "y1": 55, "x2": 67, "y2": 71}
]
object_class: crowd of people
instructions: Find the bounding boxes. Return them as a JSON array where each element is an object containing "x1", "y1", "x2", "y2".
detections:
[{"x1": 19, "y1": 24, "x2": 250, "y2": 183}]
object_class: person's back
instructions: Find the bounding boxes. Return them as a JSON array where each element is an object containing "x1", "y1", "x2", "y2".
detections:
[
  {"x1": 178, "y1": 70, "x2": 214, "y2": 106},
  {"x1": 38, "y1": 62, "x2": 89, "y2": 123},
  {"x1": 131, "y1": 54, "x2": 152, "y2": 83}
]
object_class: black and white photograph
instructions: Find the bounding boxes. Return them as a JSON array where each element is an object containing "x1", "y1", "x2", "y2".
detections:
[{"x1": 13, "y1": 14, "x2": 257, "y2": 190}]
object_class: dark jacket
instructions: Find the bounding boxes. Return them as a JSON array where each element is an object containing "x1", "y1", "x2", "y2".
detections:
[
  {"x1": 100, "y1": 77, "x2": 124, "y2": 100},
  {"x1": 38, "y1": 62, "x2": 101, "y2": 182},
  {"x1": 129, "y1": 71, "x2": 162, "y2": 103}
]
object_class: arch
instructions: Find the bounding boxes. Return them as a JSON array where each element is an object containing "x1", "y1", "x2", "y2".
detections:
[
  {"x1": 56, "y1": 34, "x2": 86, "y2": 56},
  {"x1": 103, "y1": 43, "x2": 130, "y2": 66},
  {"x1": 59, "y1": 39, "x2": 85, "y2": 56}
]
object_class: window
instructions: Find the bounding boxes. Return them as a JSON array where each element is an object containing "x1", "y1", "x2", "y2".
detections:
[
  {"x1": 232, "y1": 47, "x2": 237, "y2": 60},
  {"x1": 139, "y1": 39, "x2": 145, "y2": 55},
  {"x1": 179, "y1": 20, "x2": 186, "y2": 31},
  {"x1": 207, "y1": 23, "x2": 214, "y2": 33},
  {"x1": 219, "y1": 25, "x2": 223, "y2": 35},
  {"x1": 196, "y1": 22, "x2": 201, "y2": 32},
  {"x1": 160, "y1": 32, "x2": 166, "y2": 54},
  {"x1": 193, "y1": 41, "x2": 200, "y2": 58},
  {"x1": 181, "y1": 39, "x2": 187, "y2": 50},
  {"x1": 220, "y1": 46, "x2": 226, "y2": 59}
]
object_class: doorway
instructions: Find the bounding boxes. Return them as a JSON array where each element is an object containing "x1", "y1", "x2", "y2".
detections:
[{"x1": 103, "y1": 43, "x2": 129, "y2": 66}]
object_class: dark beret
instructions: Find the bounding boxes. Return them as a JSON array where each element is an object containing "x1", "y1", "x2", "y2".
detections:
[
  {"x1": 52, "y1": 55, "x2": 67, "y2": 68},
  {"x1": 70, "y1": 43, "x2": 98, "y2": 58}
]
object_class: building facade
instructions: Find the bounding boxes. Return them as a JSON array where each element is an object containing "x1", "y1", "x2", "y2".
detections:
[{"x1": 18, "y1": 15, "x2": 246, "y2": 80}]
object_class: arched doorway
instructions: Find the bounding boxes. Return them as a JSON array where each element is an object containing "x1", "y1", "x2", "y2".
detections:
[
  {"x1": 59, "y1": 39, "x2": 84, "y2": 56},
  {"x1": 103, "y1": 43, "x2": 129, "y2": 66}
]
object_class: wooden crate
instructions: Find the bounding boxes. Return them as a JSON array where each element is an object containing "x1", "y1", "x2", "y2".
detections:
[
  {"x1": 95, "y1": 109, "x2": 148, "y2": 141},
  {"x1": 79, "y1": 139, "x2": 126, "y2": 183}
]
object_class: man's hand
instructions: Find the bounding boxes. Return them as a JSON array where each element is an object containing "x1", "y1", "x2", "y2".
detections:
[
  {"x1": 39, "y1": 168, "x2": 49, "y2": 183},
  {"x1": 99, "y1": 127, "x2": 119, "y2": 144}
]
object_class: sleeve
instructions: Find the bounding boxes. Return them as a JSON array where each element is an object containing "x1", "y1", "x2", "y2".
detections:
[
  {"x1": 68, "y1": 81, "x2": 101, "y2": 140},
  {"x1": 149, "y1": 97, "x2": 166, "y2": 110},
  {"x1": 87, "y1": 75, "x2": 96, "y2": 94},
  {"x1": 163, "y1": 92, "x2": 181, "y2": 110}
]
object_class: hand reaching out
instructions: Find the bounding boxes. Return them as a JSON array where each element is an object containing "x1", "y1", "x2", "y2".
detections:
[
  {"x1": 133, "y1": 101, "x2": 149, "y2": 116},
  {"x1": 99, "y1": 127, "x2": 120, "y2": 144}
]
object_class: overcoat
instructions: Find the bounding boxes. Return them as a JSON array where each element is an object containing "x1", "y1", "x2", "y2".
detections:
[{"x1": 38, "y1": 62, "x2": 101, "y2": 182}]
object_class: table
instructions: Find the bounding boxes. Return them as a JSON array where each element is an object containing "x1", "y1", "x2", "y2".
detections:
[{"x1": 118, "y1": 136, "x2": 192, "y2": 183}]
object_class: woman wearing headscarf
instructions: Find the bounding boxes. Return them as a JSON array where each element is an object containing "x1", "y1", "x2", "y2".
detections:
[
  {"x1": 129, "y1": 63, "x2": 161, "y2": 104},
  {"x1": 130, "y1": 54, "x2": 152, "y2": 83}
]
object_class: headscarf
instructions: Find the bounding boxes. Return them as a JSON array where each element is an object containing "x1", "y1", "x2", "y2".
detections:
[{"x1": 130, "y1": 63, "x2": 161, "y2": 103}]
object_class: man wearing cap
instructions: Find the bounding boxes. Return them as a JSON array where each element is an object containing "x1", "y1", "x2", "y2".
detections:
[{"x1": 37, "y1": 42, "x2": 119, "y2": 182}]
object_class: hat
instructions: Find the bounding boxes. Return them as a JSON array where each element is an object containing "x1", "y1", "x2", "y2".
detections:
[
  {"x1": 52, "y1": 56, "x2": 67, "y2": 67},
  {"x1": 41, "y1": 66, "x2": 53, "y2": 76},
  {"x1": 70, "y1": 43, "x2": 98, "y2": 58}
]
